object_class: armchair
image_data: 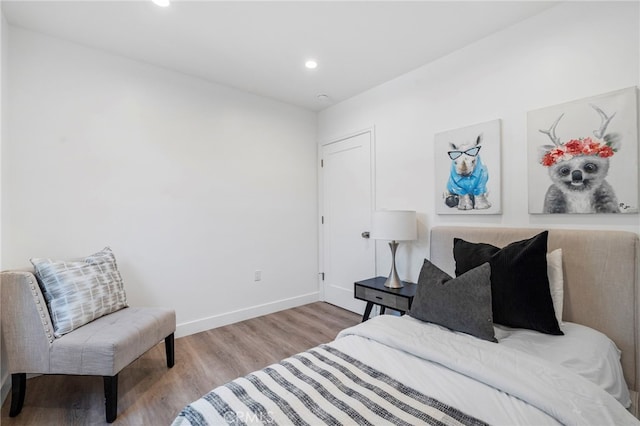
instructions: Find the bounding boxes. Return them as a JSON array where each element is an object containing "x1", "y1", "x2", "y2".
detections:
[{"x1": 1, "y1": 270, "x2": 176, "y2": 423}]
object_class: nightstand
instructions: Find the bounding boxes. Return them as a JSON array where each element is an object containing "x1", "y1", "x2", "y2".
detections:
[{"x1": 354, "y1": 277, "x2": 418, "y2": 322}]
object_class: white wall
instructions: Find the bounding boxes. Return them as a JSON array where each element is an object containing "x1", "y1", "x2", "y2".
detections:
[
  {"x1": 318, "y1": 1, "x2": 640, "y2": 283},
  {"x1": 0, "y1": 6, "x2": 7, "y2": 406},
  {"x1": 0, "y1": 0, "x2": 5, "y2": 271},
  {"x1": 2, "y1": 27, "x2": 319, "y2": 337}
]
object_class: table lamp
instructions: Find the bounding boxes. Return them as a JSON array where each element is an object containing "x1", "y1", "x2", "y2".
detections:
[{"x1": 370, "y1": 210, "x2": 417, "y2": 288}]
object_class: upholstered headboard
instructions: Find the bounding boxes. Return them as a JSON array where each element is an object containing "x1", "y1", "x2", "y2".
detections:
[{"x1": 430, "y1": 226, "x2": 640, "y2": 398}]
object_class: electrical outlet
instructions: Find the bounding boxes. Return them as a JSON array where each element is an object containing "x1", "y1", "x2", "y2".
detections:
[{"x1": 254, "y1": 270, "x2": 262, "y2": 281}]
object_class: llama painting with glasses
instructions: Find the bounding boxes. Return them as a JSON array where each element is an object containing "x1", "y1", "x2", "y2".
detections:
[
  {"x1": 527, "y1": 88, "x2": 638, "y2": 214},
  {"x1": 435, "y1": 119, "x2": 502, "y2": 215}
]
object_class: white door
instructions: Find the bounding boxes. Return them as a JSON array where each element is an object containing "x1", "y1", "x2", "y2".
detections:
[{"x1": 320, "y1": 130, "x2": 375, "y2": 313}]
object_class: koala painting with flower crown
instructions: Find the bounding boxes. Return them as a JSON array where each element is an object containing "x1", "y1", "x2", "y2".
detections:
[{"x1": 538, "y1": 105, "x2": 620, "y2": 213}]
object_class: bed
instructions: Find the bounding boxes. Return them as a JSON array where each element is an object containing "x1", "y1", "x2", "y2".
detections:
[{"x1": 173, "y1": 226, "x2": 640, "y2": 425}]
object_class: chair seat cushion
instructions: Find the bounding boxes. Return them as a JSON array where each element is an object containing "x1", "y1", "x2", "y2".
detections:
[{"x1": 49, "y1": 306, "x2": 175, "y2": 376}]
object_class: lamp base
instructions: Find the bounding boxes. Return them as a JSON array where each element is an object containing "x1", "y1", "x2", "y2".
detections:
[
  {"x1": 384, "y1": 241, "x2": 404, "y2": 288},
  {"x1": 384, "y1": 275, "x2": 404, "y2": 289}
]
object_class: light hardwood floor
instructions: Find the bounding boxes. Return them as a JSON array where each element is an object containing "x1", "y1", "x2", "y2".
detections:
[{"x1": 0, "y1": 302, "x2": 361, "y2": 425}]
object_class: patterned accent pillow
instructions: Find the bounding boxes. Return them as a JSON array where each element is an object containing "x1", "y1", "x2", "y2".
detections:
[{"x1": 31, "y1": 247, "x2": 128, "y2": 337}]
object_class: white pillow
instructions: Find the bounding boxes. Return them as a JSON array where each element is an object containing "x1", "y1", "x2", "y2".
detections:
[{"x1": 546, "y1": 248, "x2": 563, "y2": 324}]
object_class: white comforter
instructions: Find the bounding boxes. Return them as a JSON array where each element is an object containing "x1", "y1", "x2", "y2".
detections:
[{"x1": 332, "y1": 315, "x2": 638, "y2": 426}]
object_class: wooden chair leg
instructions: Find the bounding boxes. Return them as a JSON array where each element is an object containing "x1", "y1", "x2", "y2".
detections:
[
  {"x1": 9, "y1": 373, "x2": 26, "y2": 417},
  {"x1": 165, "y1": 333, "x2": 175, "y2": 368},
  {"x1": 103, "y1": 375, "x2": 118, "y2": 423}
]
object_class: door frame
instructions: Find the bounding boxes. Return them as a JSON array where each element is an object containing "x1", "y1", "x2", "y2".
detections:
[{"x1": 317, "y1": 127, "x2": 377, "y2": 303}]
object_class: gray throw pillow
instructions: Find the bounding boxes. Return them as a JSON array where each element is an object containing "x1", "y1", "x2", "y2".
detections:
[
  {"x1": 410, "y1": 259, "x2": 496, "y2": 342},
  {"x1": 31, "y1": 247, "x2": 128, "y2": 337}
]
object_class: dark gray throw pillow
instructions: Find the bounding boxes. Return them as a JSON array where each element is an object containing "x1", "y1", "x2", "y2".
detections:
[
  {"x1": 410, "y1": 259, "x2": 496, "y2": 343},
  {"x1": 453, "y1": 231, "x2": 563, "y2": 336}
]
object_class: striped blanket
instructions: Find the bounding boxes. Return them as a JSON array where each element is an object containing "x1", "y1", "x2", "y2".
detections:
[{"x1": 172, "y1": 344, "x2": 486, "y2": 426}]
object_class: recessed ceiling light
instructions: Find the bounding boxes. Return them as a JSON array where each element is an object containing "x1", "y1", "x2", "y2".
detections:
[
  {"x1": 305, "y1": 60, "x2": 318, "y2": 69},
  {"x1": 317, "y1": 94, "x2": 330, "y2": 102},
  {"x1": 152, "y1": 0, "x2": 170, "y2": 7}
]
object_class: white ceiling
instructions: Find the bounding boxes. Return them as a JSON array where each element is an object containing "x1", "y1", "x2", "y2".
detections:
[{"x1": 2, "y1": 1, "x2": 560, "y2": 111}]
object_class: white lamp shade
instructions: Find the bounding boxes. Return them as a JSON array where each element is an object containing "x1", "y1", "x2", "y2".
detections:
[{"x1": 370, "y1": 210, "x2": 417, "y2": 241}]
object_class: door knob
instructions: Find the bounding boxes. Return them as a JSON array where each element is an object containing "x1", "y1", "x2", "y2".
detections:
[{"x1": 361, "y1": 231, "x2": 370, "y2": 239}]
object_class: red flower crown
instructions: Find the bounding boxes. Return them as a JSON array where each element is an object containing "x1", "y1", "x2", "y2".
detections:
[{"x1": 540, "y1": 137, "x2": 616, "y2": 167}]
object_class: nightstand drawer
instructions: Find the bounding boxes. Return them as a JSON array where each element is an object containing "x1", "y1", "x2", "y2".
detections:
[{"x1": 355, "y1": 286, "x2": 410, "y2": 311}]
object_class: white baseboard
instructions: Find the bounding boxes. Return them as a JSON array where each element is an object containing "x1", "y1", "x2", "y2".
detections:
[
  {"x1": 175, "y1": 292, "x2": 320, "y2": 338},
  {"x1": 0, "y1": 292, "x2": 321, "y2": 406},
  {"x1": 0, "y1": 372, "x2": 41, "y2": 407}
]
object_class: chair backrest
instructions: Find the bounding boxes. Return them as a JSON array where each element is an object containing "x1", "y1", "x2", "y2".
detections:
[{"x1": 1, "y1": 271, "x2": 55, "y2": 373}]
